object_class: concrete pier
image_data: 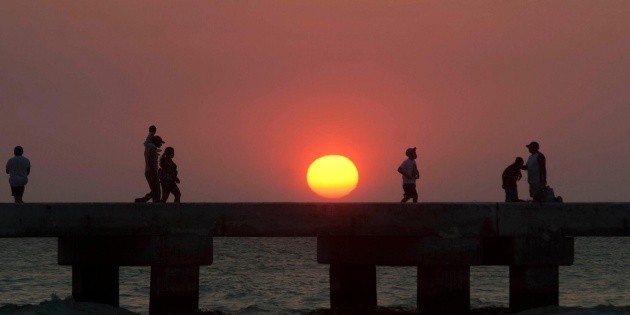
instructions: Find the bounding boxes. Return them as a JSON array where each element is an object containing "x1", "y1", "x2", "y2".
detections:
[
  {"x1": 58, "y1": 235, "x2": 212, "y2": 313},
  {"x1": 150, "y1": 266, "x2": 200, "y2": 315},
  {"x1": 72, "y1": 265, "x2": 119, "y2": 306},
  {"x1": 418, "y1": 266, "x2": 470, "y2": 314},
  {"x1": 0, "y1": 202, "x2": 628, "y2": 314}
]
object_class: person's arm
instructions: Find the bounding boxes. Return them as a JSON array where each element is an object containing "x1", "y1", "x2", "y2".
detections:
[
  {"x1": 397, "y1": 166, "x2": 411, "y2": 178},
  {"x1": 539, "y1": 154, "x2": 547, "y2": 185},
  {"x1": 5, "y1": 168, "x2": 8, "y2": 174},
  {"x1": 27, "y1": 166, "x2": 30, "y2": 175}
]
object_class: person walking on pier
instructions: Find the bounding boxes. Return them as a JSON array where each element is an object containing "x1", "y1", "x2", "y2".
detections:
[
  {"x1": 135, "y1": 135, "x2": 164, "y2": 203},
  {"x1": 522, "y1": 141, "x2": 547, "y2": 202},
  {"x1": 5, "y1": 146, "x2": 30, "y2": 203},
  {"x1": 502, "y1": 157, "x2": 524, "y2": 202},
  {"x1": 159, "y1": 147, "x2": 181, "y2": 203},
  {"x1": 398, "y1": 147, "x2": 419, "y2": 203}
]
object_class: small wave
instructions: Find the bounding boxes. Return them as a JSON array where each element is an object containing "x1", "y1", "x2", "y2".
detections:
[
  {"x1": 0, "y1": 294, "x2": 139, "y2": 315},
  {"x1": 514, "y1": 305, "x2": 630, "y2": 315}
]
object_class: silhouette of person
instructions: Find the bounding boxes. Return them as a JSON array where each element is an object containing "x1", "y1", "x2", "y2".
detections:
[
  {"x1": 398, "y1": 147, "x2": 419, "y2": 203},
  {"x1": 159, "y1": 147, "x2": 181, "y2": 203},
  {"x1": 6, "y1": 146, "x2": 31, "y2": 203},
  {"x1": 502, "y1": 157, "x2": 524, "y2": 202},
  {"x1": 522, "y1": 141, "x2": 547, "y2": 202},
  {"x1": 135, "y1": 135, "x2": 164, "y2": 203}
]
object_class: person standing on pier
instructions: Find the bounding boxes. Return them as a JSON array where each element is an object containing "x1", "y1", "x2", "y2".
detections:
[
  {"x1": 159, "y1": 147, "x2": 181, "y2": 203},
  {"x1": 398, "y1": 147, "x2": 419, "y2": 203},
  {"x1": 135, "y1": 135, "x2": 164, "y2": 203},
  {"x1": 522, "y1": 141, "x2": 547, "y2": 202},
  {"x1": 5, "y1": 146, "x2": 30, "y2": 203},
  {"x1": 502, "y1": 157, "x2": 524, "y2": 202}
]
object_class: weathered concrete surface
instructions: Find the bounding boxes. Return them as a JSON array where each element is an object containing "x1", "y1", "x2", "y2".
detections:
[
  {"x1": 317, "y1": 236, "x2": 481, "y2": 265},
  {"x1": 72, "y1": 265, "x2": 119, "y2": 307},
  {"x1": 329, "y1": 264, "x2": 377, "y2": 308},
  {"x1": 150, "y1": 266, "x2": 200, "y2": 315},
  {"x1": 483, "y1": 237, "x2": 574, "y2": 266},
  {"x1": 496, "y1": 202, "x2": 630, "y2": 236},
  {"x1": 418, "y1": 266, "x2": 470, "y2": 314},
  {"x1": 0, "y1": 202, "x2": 628, "y2": 237},
  {"x1": 510, "y1": 266, "x2": 559, "y2": 312},
  {"x1": 58, "y1": 236, "x2": 213, "y2": 266}
]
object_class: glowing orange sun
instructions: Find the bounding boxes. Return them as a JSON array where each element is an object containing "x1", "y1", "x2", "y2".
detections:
[{"x1": 307, "y1": 155, "x2": 359, "y2": 199}]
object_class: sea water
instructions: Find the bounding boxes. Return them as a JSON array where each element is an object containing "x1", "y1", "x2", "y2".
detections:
[{"x1": 0, "y1": 238, "x2": 628, "y2": 314}]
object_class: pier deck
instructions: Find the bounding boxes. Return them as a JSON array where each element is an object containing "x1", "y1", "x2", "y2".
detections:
[{"x1": 0, "y1": 202, "x2": 628, "y2": 314}]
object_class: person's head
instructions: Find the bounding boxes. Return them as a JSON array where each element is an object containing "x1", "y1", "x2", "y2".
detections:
[
  {"x1": 14, "y1": 146, "x2": 23, "y2": 156},
  {"x1": 149, "y1": 125, "x2": 157, "y2": 133},
  {"x1": 405, "y1": 147, "x2": 417, "y2": 160},
  {"x1": 153, "y1": 136, "x2": 165, "y2": 148},
  {"x1": 515, "y1": 157, "x2": 524, "y2": 167},
  {"x1": 526, "y1": 141, "x2": 540, "y2": 154},
  {"x1": 163, "y1": 147, "x2": 175, "y2": 158}
]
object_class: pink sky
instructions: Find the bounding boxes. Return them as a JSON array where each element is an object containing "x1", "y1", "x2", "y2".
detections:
[{"x1": 1, "y1": 1, "x2": 629, "y2": 202}]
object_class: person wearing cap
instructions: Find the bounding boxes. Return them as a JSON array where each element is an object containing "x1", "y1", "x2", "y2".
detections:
[
  {"x1": 135, "y1": 135, "x2": 164, "y2": 203},
  {"x1": 398, "y1": 147, "x2": 420, "y2": 203},
  {"x1": 522, "y1": 141, "x2": 546, "y2": 202},
  {"x1": 6, "y1": 146, "x2": 31, "y2": 203}
]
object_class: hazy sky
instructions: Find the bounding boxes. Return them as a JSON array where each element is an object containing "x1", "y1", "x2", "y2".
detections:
[{"x1": 1, "y1": 1, "x2": 629, "y2": 202}]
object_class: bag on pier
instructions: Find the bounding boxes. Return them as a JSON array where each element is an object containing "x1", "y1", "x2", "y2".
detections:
[{"x1": 542, "y1": 185, "x2": 563, "y2": 202}]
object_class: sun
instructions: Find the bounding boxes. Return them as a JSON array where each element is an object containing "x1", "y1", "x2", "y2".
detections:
[{"x1": 307, "y1": 155, "x2": 359, "y2": 199}]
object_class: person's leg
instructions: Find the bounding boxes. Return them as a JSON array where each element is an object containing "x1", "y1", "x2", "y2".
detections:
[
  {"x1": 411, "y1": 185, "x2": 418, "y2": 203},
  {"x1": 172, "y1": 184, "x2": 181, "y2": 203},
  {"x1": 160, "y1": 182, "x2": 172, "y2": 202},
  {"x1": 529, "y1": 183, "x2": 543, "y2": 202},
  {"x1": 148, "y1": 173, "x2": 161, "y2": 202},
  {"x1": 11, "y1": 186, "x2": 24, "y2": 203},
  {"x1": 136, "y1": 172, "x2": 154, "y2": 202},
  {"x1": 17, "y1": 186, "x2": 24, "y2": 203},
  {"x1": 505, "y1": 187, "x2": 518, "y2": 202},
  {"x1": 402, "y1": 184, "x2": 416, "y2": 203}
]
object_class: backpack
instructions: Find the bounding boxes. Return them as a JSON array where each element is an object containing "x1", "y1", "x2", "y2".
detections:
[{"x1": 542, "y1": 186, "x2": 563, "y2": 202}]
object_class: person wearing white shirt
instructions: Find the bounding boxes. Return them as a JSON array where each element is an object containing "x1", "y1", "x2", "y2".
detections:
[
  {"x1": 522, "y1": 141, "x2": 547, "y2": 202},
  {"x1": 6, "y1": 146, "x2": 30, "y2": 203},
  {"x1": 398, "y1": 147, "x2": 420, "y2": 203}
]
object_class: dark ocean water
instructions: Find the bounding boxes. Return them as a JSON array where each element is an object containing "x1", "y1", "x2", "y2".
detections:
[{"x1": 0, "y1": 237, "x2": 628, "y2": 314}]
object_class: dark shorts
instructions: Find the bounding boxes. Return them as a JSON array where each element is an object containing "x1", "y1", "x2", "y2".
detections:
[
  {"x1": 11, "y1": 186, "x2": 25, "y2": 197},
  {"x1": 403, "y1": 184, "x2": 418, "y2": 199}
]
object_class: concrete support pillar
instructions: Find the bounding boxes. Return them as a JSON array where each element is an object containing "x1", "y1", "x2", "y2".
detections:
[
  {"x1": 59, "y1": 235, "x2": 213, "y2": 314},
  {"x1": 72, "y1": 265, "x2": 119, "y2": 306},
  {"x1": 318, "y1": 236, "x2": 481, "y2": 311},
  {"x1": 482, "y1": 236, "x2": 573, "y2": 312},
  {"x1": 509, "y1": 265, "x2": 559, "y2": 312},
  {"x1": 329, "y1": 264, "x2": 377, "y2": 308},
  {"x1": 150, "y1": 266, "x2": 200, "y2": 315},
  {"x1": 418, "y1": 266, "x2": 470, "y2": 314}
]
